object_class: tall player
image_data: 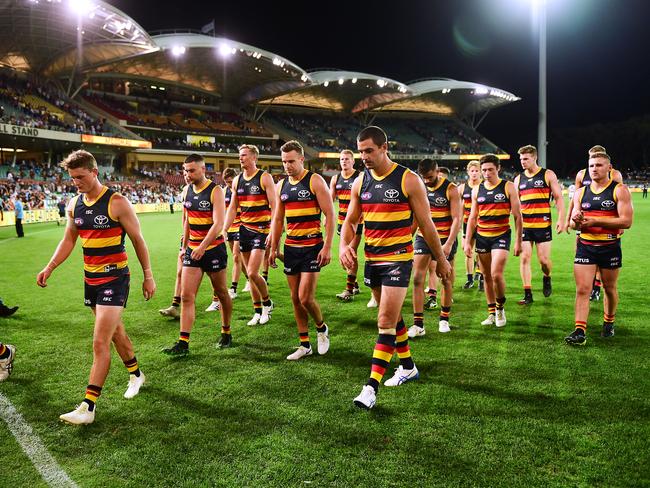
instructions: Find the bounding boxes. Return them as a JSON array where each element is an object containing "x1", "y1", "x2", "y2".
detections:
[
  {"x1": 409, "y1": 158, "x2": 461, "y2": 337},
  {"x1": 464, "y1": 154, "x2": 522, "y2": 328},
  {"x1": 329, "y1": 149, "x2": 362, "y2": 302},
  {"x1": 269, "y1": 140, "x2": 335, "y2": 360},
  {"x1": 458, "y1": 160, "x2": 482, "y2": 289},
  {"x1": 162, "y1": 154, "x2": 233, "y2": 354},
  {"x1": 224, "y1": 145, "x2": 276, "y2": 325},
  {"x1": 514, "y1": 145, "x2": 566, "y2": 305},
  {"x1": 222, "y1": 167, "x2": 247, "y2": 300},
  {"x1": 565, "y1": 152, "x2": 633, "y2": 345},
  {"x1": 37, "y1": 150, "x2": 155, "y2": 425},
  {"x1": 340, "y1": 126, "x2": 451, "y2": 410}
]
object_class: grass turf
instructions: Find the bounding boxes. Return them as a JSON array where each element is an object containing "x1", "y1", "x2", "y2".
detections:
[{"x1": 0, "y1": 194, "x2": 649, "y2": 487}]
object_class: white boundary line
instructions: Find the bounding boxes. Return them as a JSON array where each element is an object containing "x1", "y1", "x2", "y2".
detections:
[
  {"x1": 0, "y1": 225, "x2": 62, "y2": 245},
  {"x1": 0, "y1": 392, "x2": 78, "y2": 488}
]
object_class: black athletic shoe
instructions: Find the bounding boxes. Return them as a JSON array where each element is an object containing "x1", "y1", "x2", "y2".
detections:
[
  {"x1": 162, "y1": 341, "x2": 189, "y2": 356},
  {"x1": 478, "y1": 279, "x2": 485, "y2": 292},
  {"x1": 463, "y1": 279, "x2": 474, "y2": 289},
  {"x1": 217, "y1": 334, "x2": 232, "y2": 349},
  {"x1": 0, "y1": 305, "x2": 18, "y2": 317},
  {"x1": 565, "y1": 329, "x2": 587, "y2": 346},
  {"x1": 425, "y1": 296, "x2": 438, "y2": 310},
  {"x1": 601, "y1": 323, "x2": 615, "y2": 338},
  {"x1": 518, "y1": 295, "x2": 533, "y2": 305},
  {"x1": 590, "y1": 288, "x2": 601, "y2": 302},
  {"x1": 543, "y1": 276, "x2": 552, "y2": 297}
]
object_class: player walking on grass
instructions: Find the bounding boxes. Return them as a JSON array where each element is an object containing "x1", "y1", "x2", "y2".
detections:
[
  {"x1": 513, "y1": 145, "x2": 566, "y2": 305},
  {"x1": 565, "y1": 152, "x2": 633, "y2": 346},
  {"x1": 269, "y1": 141, "x2": 335, "y2": 360},
  {"x1": 224, "y1": 145, "x2": 276, "y2": 326},
  {"x1": 0, "y1": 342, "x2": 16, "y2": 381},
  {"x1": 464, "y1": 154, "x2": 523, "y2": 328},
  {"x1": 37, "y1": 150, "x2": 156, "y2": 425},
  {"x1": 222, "y1": 167, "x2": 248, "y2": 301},
  {"x1": 457, "y1": 160, "x2": 483, "y2": 291},
  {"x1": 162, "y1": 154, "x2": 233, "y2": 354},
  {"x1": 340, "y1": 126, "x2": 451, "y2": 410},
  {"x1": 409, "y1": 158, "x2": 461, "y2": 337},
  {"x1": 329, "y1": 149, "x2": 363, "y2": 302}
]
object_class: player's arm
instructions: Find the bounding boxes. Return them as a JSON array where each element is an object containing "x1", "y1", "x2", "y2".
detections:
[
  {"x1": 546, "y1": 169, "x2": 567, "y2": 233},
  {"x1": 329, "y1": 174, "x2": 338, "y2": 202},
  {"x1": 191, "y1": 186, "x2": 225, "y2": 261},
  {"x1": 513, "y1": 174, "x2": 521, "y2": 198},
  {"x1": 261, "y1": 172, "x2": 278, "y2": 246},
  {"x1": 446, "y1": 182, "x2": 462, "y2": 246},
  {"x1": 268, "y1": 180, "x2": 286, "y2": 266},
  {"x1": 405, "y1": 171, "x2": 451, "y2": 279},
  {"x1": 36, "y1": 199, "x2": 79, "y2": 287},
  {"x1": 180, "y1": 184, "x2": 189, "y2": 250},
  {"x1": 111, "y1": 194, "x2": 156, "y2": 300},
  {"x1": 463, "y1": 187, "x2": 479, "y2": 257},
  {"x1": 506, "y1": 181, "x2": 523, "y2": 256},
  {"x1": 223, "y1": 175, "x2": 239, "y2": 235},
  {"x1": 569, "y1": 189, "x2": 585, "y2": 230},
  {"x1": 312, "y1": 174, "x2": 335, "y2": 267},
  {"x1": 580, "y1": 184, "x2": 633, "y2": 230},
  {"x1": 339, "y1": 175, "x2": 363, "y2": 269},
  {"x1": 567, "y1": 170, "x2": 583, "y2": 227}
]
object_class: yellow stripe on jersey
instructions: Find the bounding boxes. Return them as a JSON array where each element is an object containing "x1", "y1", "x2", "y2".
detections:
[{"x1": 80, "y1": 236, "x2": 123, "y2": 248}]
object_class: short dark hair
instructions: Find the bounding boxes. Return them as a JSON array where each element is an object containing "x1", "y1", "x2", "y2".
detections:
[
  {"x1": 184, "y1": 153, "x2": 204, "y2": 165},
  {"x1": 479, "y1": 153, "x2": 501, "y2": 168},
  {"x1": 438, "y1": 166, "x2": 450, "y2": 176},
  {"x1": 417, "y1": 158, "x2": 438, "y2": 175},
  {"x1": 60, "y1": 150, "x2": 97, "y2": 170},
  {"x1": 357, "y1": 126, "x2": 387, "y2": 147},
  {"x1": 281, "y1": 140, "x2": 304, "y2": 156},
  {"x1": 223, "y1": 167, "x2": 238, "y2": 179}
]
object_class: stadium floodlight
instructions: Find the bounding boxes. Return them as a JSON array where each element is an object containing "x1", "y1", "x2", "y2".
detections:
[
  {"x1": 171, "y1": 45, "x2": 186, "y2": 57},
  {"x1": 338, "y1": 78, "x2": 344, "y2": 85},
  {"x1": 474, "y1": 86, "x2": 489, "y2": 95},
  {"x1": 219, "y1": 44, "x2": 234, "y2": 57},
  {"x1": 68, "y1": 0, "x2": 93, "y2": 15},
  {"x1": 351, "y1": 78, "x2": 357, "y2": 84},
  {"x1": 323, "y1": 81, "x2": 329, "y2": 87}
]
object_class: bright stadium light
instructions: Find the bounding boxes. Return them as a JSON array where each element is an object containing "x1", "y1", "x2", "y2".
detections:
[
  {"x1": 323, "y1": 81, "x2": 329, "y2": 87},
  {"x1": 338, "y1": 78, "x2": 344, "y2": 85},
  {"x1": 171, "y1": 45, "x2": 186, "y2": 57},
  {"x1": 351, "y1": 78, "x2": 357, "y2": 84},
  {"x1": 68, "y1": 0, "x2": 93, "y2": 15},
  {"x1": 219, "y1": 44, "x2": 234, "y2": 57}
]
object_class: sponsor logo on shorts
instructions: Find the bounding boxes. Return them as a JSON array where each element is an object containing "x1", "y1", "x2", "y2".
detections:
[
  {"x1": 103, "y1": 289, "x2": 113, "y2": 296},
  {"x1": 364, "y1": 277, "x2": 371, "y2": 285},
  {"x1": 575, "y1": 257, "x2": 590, "y2": 263},
  {"x1": 388, "y1": 268, "x2": 401, "y2": 276},
  {"x1": 280, "y1": 193, "x2": 289, "y2": 201},
  {"x1": 602, "y1": 200, "x2": 615, "y2": 209},
  {"x1": 284, "y1": 267, "x2": 291, "y2": 273},
  {"x1": 94, "y1": 215, "x2": 109, "y2": 225},
  {"x1": 499, "y1": 239, "x2": 506, "y2": 244},
  {"x1": 199, "y1": 200, "x2": 210, "y2": 209},
  {"x1": 84, "y1": 299, "x2": 92, "y2": 305},
  {"x1": 390, "y1": 276, "x2": 401, "y2": 281},
  {"x1": 361, "y1": 192, "x2": 372, "y2": 200},
  {"x1": 102, "y1": 296, "x2": 112, "y2": 302},
  {"x1": 495, "y1": 193, "x2": 506, "y2": 201},
  {"x1": 212, "y1": 259, "x2": 219, "y2": 264}
]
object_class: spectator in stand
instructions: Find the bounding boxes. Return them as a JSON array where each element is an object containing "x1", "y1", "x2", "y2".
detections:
[{"x1": 13, "y1": 193, "x2": 24, "y2": 237}]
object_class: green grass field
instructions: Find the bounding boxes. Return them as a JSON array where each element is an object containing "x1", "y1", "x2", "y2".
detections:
[{"x1": 1, "y1": 195, "x2": 649, "y2": 487}]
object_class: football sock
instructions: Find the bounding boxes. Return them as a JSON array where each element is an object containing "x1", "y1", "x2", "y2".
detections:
[
  {"x1": 254, "y1": 301, "x2": 262, "y2": 314},
  {"x1": 413, "y1": 312, "x2": 424, "y2": 329},
  {"x1": 367, "y1": 332, "x2": 396, "y2": 392},
  {"x1": 496, "y1": 297, "x2": 506, "y2": 310},
  {"x1": 575, "y1": 320, "x2": 587, "y2": 333},
  {"x1": 440, "y1": 306, "x2": 451, "y2": 321},
  {"x1": 346, "y1": 274, "x2": 356, "y2": 292},
  {"x1": 0, "y1": 344, "x2": 7, "y2": 359},
  {"x1": 395, "y1": 319, "x2": 415, "y2": 370},
  {"x1": 299, "y1": 331, "x2": 310, "y2": 349},
  {"x1": 179, "y1": 331, "x2": 190, "y2": 344},
  {"x1": 123, "y1": 357, "x2": 141, "y2": 377},
  {"x1": 83, "y1": 385, "x2": 102, "y2": 411},
  {"x1": 172, "y1": 296, "x2": 181, "y2": 307},
  {"x1": 487, "y1": 303, "x2": 496, "y2": 315},
  {"x1": 316, "y1": 322, "x2": 326, "y2": 333}
]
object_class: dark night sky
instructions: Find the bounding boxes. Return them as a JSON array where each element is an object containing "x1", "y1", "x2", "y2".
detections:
[{"x1": 110, "y1": 0, "x2": 648, "y2": 167}]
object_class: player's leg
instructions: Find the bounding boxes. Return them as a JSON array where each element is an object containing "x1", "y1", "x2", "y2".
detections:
[
  {"x1": 491, "y1": 249, "x2": 510, "y2": 327},
  {"x1": 162, "y1": 266, "x2": 202, "y2": 355},
  {"x1": 536, "y1": 240, "x2": 553, "y2": 297},
  {"x1": 477, "y1": 252, "x2": 496, "y2": 325},
  {"x1": 299, "y1": 270, "x2": 329, "y2": 355},
  {"x1": 409, "y1": 254, "x2": 430, "y2": 337},
  {"x1": 600, "y1": 267, "x2": 620, "y2": 338},
  {"x1": 159, "y1": 251, "x2": 183, "y2": 318},
  {"x1": 286, "y1": 273, "x2": 311, "y2": 359},
  {"x1": 111, "y1": 320, "x2": 145, "y2": 399},
  {"x1": 438, "y1": 255, "x2": 455, "y2": 333},
  {"x1": 565, "y1": 263, "x2": 596, "y2": 345},
  {"x1": 518, "y1": 240, "x2": 534, "y2": 305},
  {"x1": 591, "y1": 269, "x2": 602, "y2": 301},
  {"x1": 247, "y1": 247, "x2": 273, "y2": 324},
  {"x1": 462, "y1": 232, "x2": 475, "y2": 288},
  {"x1": 426, "y1": 261, "x2": 438, "y2": 309},
  {"x1": 208, "y1": 268, "x2": 233, "y2": 348}
]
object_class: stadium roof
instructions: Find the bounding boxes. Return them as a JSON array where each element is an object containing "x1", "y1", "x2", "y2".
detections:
[{"x1": 0, "y1": 0, "x2": 156, "y2": 75}]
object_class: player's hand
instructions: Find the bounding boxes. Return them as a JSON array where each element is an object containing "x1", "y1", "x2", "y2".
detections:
[
  {"x1": 36, "y1": 267, "x2": 52, "y2": 287},
  {"x1": 142, "y1": 277, "x2": 156, "y2": 300},
  {"x1": 442, "y1": 242, "x2": 452, "y2": 258},
  {"x1": 513, "y1": 240, "x2": 522, "y2": 257},
  {"x1": 316, "y1": 247, "x2": 331, "y2": 267},
  {"x1": 190, "y1": 246, "x2": 205, "y2": 261},
  {"x1": 463, "y1": 243, "x2": 473, "y2": 258},
  {"x1": 435, "y1": 258, "x2": 452, "y2": 280},
  {"x1": 556, "y1": 221, "x2": 568, "y2": 234},
  {"x1": 572, "y1": 211, "x2": 585, "y2": 229},
  {"x1": 339, "y1": 244, "x2": 356, "y2": 269},
  {"x1": 267, "y1": 248, "x2": 277, "y2": 268}
]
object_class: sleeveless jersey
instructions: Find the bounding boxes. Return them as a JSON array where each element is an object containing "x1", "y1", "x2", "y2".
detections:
[
  {"x1": 185, "y1": 180, "x2": 224, "y2": 251},
  {"x1": 224, "y1": 186, "x2": 241, "y2": 233},
  {"x1": 518, "y1": 168, "x2": 551, "y2": 229},
  {"x1": 73, "y1": 186, "x2": 128, "y2": 286},
  {"x1": 359, "y1": 163, "x2": 413, "y2": 262},
  {"x1": 419, "y1": 178, "x2": 453, "y2": 239},
  {"x1": 578, "y1": 181, "x2": 622, "y2": 246},
  {"x1": 462, "y1": 182, "x2": 479, "y2": 224},
  {"x1": 237, "y1": 169, "x2": 271, "y2": 233},
  {"x1": 477, "y1": 179, "x2": 511, "y2": 238},
  {"x1": 335, "y1": 170, "x2": 359, "y2": 226},
  {"x1": 279, "y1": 170, "x2": 322, "y2": 247}
]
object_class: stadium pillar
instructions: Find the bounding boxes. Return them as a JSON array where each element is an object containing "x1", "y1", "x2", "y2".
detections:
[{"x1": 537, "y1": 1, "x2": 547, "y2": 168}]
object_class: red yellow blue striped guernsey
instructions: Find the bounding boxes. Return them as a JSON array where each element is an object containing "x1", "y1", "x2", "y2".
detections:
[
  {"x1": 578, "y1": 180, "x2": 622, "y2": 246},
  {"x1": 359, "y1": 163, "x2": 413, "y2": 262},
  {"x1": 462, "y1": 181, "x2": 480, "y2": 224},
  {"x1": 477, "y1": 179, "x2": 511, "y2": 238},
  {"x1": 279, "y1": 170, "x2": 323, "y2": 247},
  {"x1": 518, "y1": 168, "x2": 552, "y2": 229},
  {"x1": 237, "y1": 169, "x2": 271, "y2": 233},
  {"x1": 72, "y1": 186, "x2": 128, "y2": 286},
  {"x1": 419, "y1": 177, "x2": 454, "y2": 239},
  {"x1": 335, "y1": 170, "x2": 360, "y2": 226},
  {"x1": 224, "y1": 186, "x2": 241, "y2": 233},
  {"x1": 184, "y1": 180, "x2": 224, "y2": 251}
]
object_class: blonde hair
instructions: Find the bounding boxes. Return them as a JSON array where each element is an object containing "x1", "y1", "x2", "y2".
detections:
[
  {"x1": 589, "y1": 145, "x2": 606, "y2": 155},
  {"x1": 518, "y1": 145, "x2": 537, "y2": 156},
  {"x1": 340, "y1": 149, "x2": 354, "y2": 158},
  {"x1": 466, "y1": 160, "x2": 480, "y2": 171},
  {"x1": 589, "y1": 152, "x2": 611, "y2": 162},
  {"x1": 239, "y1": 144, "x2": 260, "y2": 158},
  {"x1": 60, "y1": 150, "x2": 97, "y2": 170}
]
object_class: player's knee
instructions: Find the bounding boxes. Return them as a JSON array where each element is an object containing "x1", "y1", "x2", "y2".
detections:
[
  {"x1": 92, "y1": 336, "x2": 111, "y2": 354},
  {"x1": 413, "y1": 272, "x2": 426, "y2": 287},
  {"x1": 576, "y1": 283, "x2": 591, "y2": 296},
  {"x1": 180, "y1": 294, "x2": 195, "y2": 305}
]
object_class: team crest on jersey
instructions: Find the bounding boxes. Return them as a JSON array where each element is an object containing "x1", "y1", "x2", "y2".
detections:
[
  {"x1": 361, "y1": 192, "x2": 372, "y2": 200},
  {"x1": 602, "y1": 200, "x2": 615, "y2": 209},
  {"x1": 534, "y1": 180, "x2": 545, "y2": 187},
  {"x1": 74, "y1": 218, "x2": 84, "y2": 225},
  {"x1": 581, "y1": 202, "x2": 591, "y2": 209},
  {"x1": 298, "y1": 190, "x2": 311, "y2": 198},
  {"x1": 494, "y1": 193, "x2": 506, "y2": 201},
  {"x1": 477, "y1": 197, "x2": 486, "y2": 203},
  {"x1": 199, "y1": 200, "x2": 210, "y2": 209},
  {"x1": 94, "y1": 215, "x2": 109, "y2": 225},
  {"x1": 280, "y1": 193, "x2": 289, "y2": 201},
  {"x1": 184, "y1": 201, "x2": 192, "y2": 208}
]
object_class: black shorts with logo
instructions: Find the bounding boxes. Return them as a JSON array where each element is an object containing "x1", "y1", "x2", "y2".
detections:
[
  {"x1": 414, "y1": 235, "x2": 458, "y2": 262},
  {"x1": 283, "y1": 242, "x2": 323, "y2": 275},
  {"x1": 364, "y1": 260, "x2": 413, "y2": 288},
  {"x1": 475, "y1": 231, "x2": 511, "y2": 254},
  {"x1": 239, "y1": 226, "x2": 268, "y2": 252},
  {"x1": 574, "y1": 241, "x2": 622, "y2": 269},
  {"x1": 227, "y1": 231, "x2": 240, "y2": 242},
  {"x1": 84, "y1": 273, "x2": 130, "y2": 308},
  {"x1": 337, "y1": 222, "x2": 364, "y2": 236},
  {"x1": 522, "y1": 227, "x2": 552, "y2": 243},
  {"x1": 183, "y1": 243, "x2": 228, "y2": 272}
]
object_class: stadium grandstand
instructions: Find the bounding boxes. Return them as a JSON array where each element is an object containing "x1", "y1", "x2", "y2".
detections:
[{"x1": 0, "y1": 0, "x2": 520, "y2": 225}]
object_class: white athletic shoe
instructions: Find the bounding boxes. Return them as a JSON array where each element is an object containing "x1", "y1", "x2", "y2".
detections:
[
  {"x1": 383, "y1": 365, "x2": 419, "y2": 387},
  {"x1": 336, "y1": 289, "x2": 354, "y2": 301},
  {"x1": 205, "y1": 300, "x2": 221, "y2": 312},
  {"x1": 0, "y1": 344, "x2": 16, "y2": 381},
  {"x1": 228, "y1": 289, "x2": 238, "y2": 300},
  {"x1": 247, "y1": 313, "x2": 261, "y2": 326},
  {"x1": 59, "y1": 403, "x2": 95, "y2": 425},
  {"x1": 407, "y1": 325, "x2": 426, "y2": 338},
  {"x1": 286, "y1": 346, "x2": 313, "y2": 361},
  {"x1": 481, "y1": 314, "x2": 496, "y2": 326},
  {"x1": 496, "y1": 309, "x2": 507, "y2": 328},
  {"x1": 439, "y1": 320, "x2": 451, "y2": 333},
  {"x1": 242, "y1": 280, "x2": 251, "y2": 293},
  {"x1": 352, "y1": 286, "x2": 361, "y2": 295},
  {"x1": 159, "y1": 305, "x2": 180, "y2": 319},
  {"x1": 317, "y1": 325, "x2": 330, "y2": 355},
  {"x1": 353, "y1": 385, "x2": 376, "y2": 410},
  {"x1": 260, "y1": 301, "x2": 274, "y2": 324},
  {"x1": 367, "y1": 296, "x2": 378, "y2": 308},
  {"x1": 124, "y1": 373, "x2": 146, "y2": 399}
]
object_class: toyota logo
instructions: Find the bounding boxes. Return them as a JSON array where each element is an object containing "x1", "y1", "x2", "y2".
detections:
[
  {"x1": 494, "y1": 193, "x2": 506, "y2": 201},
  {"x1": 534, "y1": 180, "x2": 545, "y2": 187},
  {"x1": 435, "y1": 197, "x2": 448, "y2": 205},
  {"x1": 199, "y1": 200, "x2": 210, "y2": 209},
  {"x1": 298, "y1": 190, "x2": 311, "y2": 198},
  {"x1": 384, "y1": 189, "x2": 399, "y2": 199},
  {"x1": 250, "y1": 185, "x2": 260, "y2": 193},
  {"x1": 94, "y1": 215, "x2": 108, "y2": 225},
  {"x1": 602, "y1": 200, "x2": 615, "y2": 209}
]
